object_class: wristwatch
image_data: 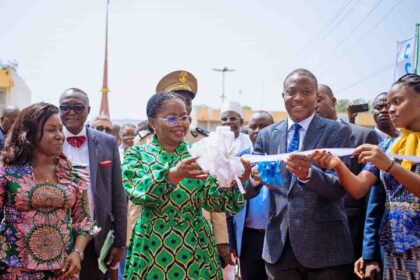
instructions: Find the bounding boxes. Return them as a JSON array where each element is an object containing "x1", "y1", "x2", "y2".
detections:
[
  {"x1": 72, "y1": 248, "x2": 84, "y2": 261},
  {"x1": 298, "y1": 167, "x2": 312, "y2": 184}
]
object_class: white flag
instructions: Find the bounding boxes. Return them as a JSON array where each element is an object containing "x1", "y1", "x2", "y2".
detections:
[{"x1": 395, "y1": 38, "x2": 416, "y2": 80}]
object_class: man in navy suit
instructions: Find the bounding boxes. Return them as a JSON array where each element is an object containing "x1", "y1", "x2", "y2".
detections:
[
  {"x1": 316, "y1": 84, "x2": 379, "y2": 264},
  {"x1": 59, "y1": 88, "x2": 127, "y2": 280},
  {"x1": 253, "y1": 69, "x2": 354, "y2": 279}
]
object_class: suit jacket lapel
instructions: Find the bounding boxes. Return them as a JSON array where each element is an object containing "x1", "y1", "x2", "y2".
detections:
[
  {"x1": 87, "y1": 128, "x2": 99, "y2": 196},
  {"x1": 272, "y1": 121, "x2": 288, "y2": 154},
  {"x1": 301, "y1": 115, "x2": 323, "y2": 151}
]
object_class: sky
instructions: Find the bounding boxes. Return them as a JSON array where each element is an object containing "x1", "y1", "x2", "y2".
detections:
[{"x1": 1, "y1": 0, "x2": 419, "y2": 120}]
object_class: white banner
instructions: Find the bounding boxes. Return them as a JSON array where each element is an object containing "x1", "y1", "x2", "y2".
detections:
[{"x1": 395, "y1": 38, "x2": 416, "y2": 80}]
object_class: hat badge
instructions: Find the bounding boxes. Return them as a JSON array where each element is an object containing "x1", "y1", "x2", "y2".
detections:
[{"x1": 179, "y1": 72, "x2": 189, "y2": 83}]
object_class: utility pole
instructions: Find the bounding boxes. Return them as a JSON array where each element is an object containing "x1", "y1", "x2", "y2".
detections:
[{"x1": 212, "y1": 67, "x2": 235, "y2": 104}]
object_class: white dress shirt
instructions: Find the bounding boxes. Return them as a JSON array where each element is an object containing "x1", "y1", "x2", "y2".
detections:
[
  {"x1": 63, "y1": 126, "x2": 94, "y2": 217},
  {"x1": 235, "y1": 133, "x2": 253, "y2": 154}
]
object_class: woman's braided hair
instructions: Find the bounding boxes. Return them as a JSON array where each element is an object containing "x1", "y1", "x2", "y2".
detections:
[
  {"x1": 2, "y1": 102, "x2": 59, "y2": 166},
  {"x1": 146, "y1": 92, "x2": 185, "y2": 119},
  {"x1": 393, "y1": 73, "x2": 420, "y2": 94}
]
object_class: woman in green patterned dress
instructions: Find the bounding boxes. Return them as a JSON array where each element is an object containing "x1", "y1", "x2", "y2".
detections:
[{"x1": 122, "y1": 93, "x2": 248, "y2": 279}]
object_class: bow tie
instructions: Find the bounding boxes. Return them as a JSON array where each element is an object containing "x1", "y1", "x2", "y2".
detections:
[{"x1": 66, "y1": 136, "x2": 87, "y2": 148}]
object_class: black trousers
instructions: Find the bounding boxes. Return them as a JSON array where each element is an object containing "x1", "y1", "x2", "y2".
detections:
[
  {"x1": 79, "y1": 241, "x2": 106, "y2": 280},
  {"x1": 265, "y1": 236, "x2": 352, "y2": 280},
  {"x1": 240, "y1": 227, "x2": 268, "y2": 280}
]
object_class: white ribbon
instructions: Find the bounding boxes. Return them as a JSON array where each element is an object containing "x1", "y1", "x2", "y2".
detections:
[
  {"x1": 241, "y1": 148, "x2": 420, "y2": 164},
  {"x1": 241, "y1": 148, "x2": 355, "y2": 163},
  {"x1": 189, "y1": 126, "x2": 245, "y2": 193}
]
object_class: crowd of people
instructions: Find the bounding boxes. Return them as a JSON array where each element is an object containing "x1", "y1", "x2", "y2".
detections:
[{"x1": 0, "y1": 68, "x2": 418, "y2": 280}]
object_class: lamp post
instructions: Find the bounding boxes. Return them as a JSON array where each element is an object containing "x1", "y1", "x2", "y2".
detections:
[{"x1": 212, "y1": 67, "x2": 235, "y2": 104}]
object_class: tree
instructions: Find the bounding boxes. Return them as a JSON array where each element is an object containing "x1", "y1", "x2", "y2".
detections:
[{"x1": 336, "y1": 99, "x2": 351, "y2": 112}]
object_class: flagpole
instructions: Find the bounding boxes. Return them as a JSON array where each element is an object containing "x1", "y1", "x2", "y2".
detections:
[
  {"x1": 394, "y1": 41, "x2": 399, "y2": 81},
  {"x1": 415, "y1": 23, "x2": 420, "y2": 74}
]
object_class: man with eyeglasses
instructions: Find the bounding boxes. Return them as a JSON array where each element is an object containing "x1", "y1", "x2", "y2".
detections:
[
  {"x1": 220, "y1": 101, "x2": 253, "y2": 154},
  {"x1": 124, "y1": 70, "x2": 231, "y2": 279},
  {"x1": 59, "y1": 88, "x2": 127, "y2": 280},
  {"x1": 91, "y1": 115, "x2": 113, "y2": 135}
]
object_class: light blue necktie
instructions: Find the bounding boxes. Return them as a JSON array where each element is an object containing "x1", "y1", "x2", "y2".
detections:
[{"x1": 287, "y1": 123, "x2": 302, "y2": 180}]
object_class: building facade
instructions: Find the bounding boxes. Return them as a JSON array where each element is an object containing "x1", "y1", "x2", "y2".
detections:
[{"x1": 0, "y1": 67, "x2": 31, "y2": 114}]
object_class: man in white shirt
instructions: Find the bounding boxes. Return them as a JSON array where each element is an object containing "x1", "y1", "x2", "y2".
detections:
[
  {"x1": 220, "y1": 101, "x2": 253, "y2": 154},
  {"x1": 220, "y1": 101, "x2": 253, "y2": 279}
]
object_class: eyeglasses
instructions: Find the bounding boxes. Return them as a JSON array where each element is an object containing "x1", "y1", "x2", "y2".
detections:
[
  {"x1": 95, "y1": 126, "x2": 112, "y2": 134},
  {"x1": 122, "y1": 132, "x2": 136, "y2": 138},
  {"x1": 221, "y1": 116, "x2": 240, "y2": 122},
  {"x1": 59, "y1": 104, "x2": 85, "y2": 113},
  {"x1": 159, "y1": 115, "x2": 192, "y2": 126}
]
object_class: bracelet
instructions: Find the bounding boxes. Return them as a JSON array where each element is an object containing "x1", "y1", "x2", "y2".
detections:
[
  {"x1": 72, "y1": 248, "x2": 84, "y2": 261},
  {"x1": 385, "y1": 160, "x2": 395, "y2": 173}
]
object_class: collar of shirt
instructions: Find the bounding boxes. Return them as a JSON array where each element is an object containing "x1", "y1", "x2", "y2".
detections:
[
  {"x1": 374, "y1": 127, "x2": 392, "y2": 140},
  {"x1": 235, "y1": 133, "x2": 253, "y2": 153},
  {"x1": 287, "y1": 113, "x2": 315, "y2": 132},
  {"x1": 63, "y1": 126, "x2": 87, "y2": 138}
]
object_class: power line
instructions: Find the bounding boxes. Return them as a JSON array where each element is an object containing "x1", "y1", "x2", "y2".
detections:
[
  {"x1": 317, "y1": 0, "x2": 404, "y2": 78},
  {"x1": 314, "y1": 0, "x2": 384, "y2": 72},
  {"x1": 339, "y1": 0, "x2": 404, "y2": 56},
  {"x1": 334, "y1": 0, "x2": 384, "y2": 52},
  {"x1": 299, "y1": 0, "x2": 355, "y2": 59},
  {"x1": 317, "y1": 0, "x2": 360, "y2": 47},
  {"x1": 336, "y1": 62, "x2": 394, "y2": 93}
]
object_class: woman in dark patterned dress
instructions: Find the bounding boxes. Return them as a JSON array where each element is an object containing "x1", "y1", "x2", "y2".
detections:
[
  {"x1": 0, "y1": 103, "x2": 96, "y2": 279},
  {"x1": 312, "y1": 74, "x2": 420, "y2": 279},
  {"x1": 122, "y1": 93, "x2": 248, "y2": 279}
]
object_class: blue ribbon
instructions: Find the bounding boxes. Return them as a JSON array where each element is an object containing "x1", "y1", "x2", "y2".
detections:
[{"x1": 257, "y1": 161, "x2": 284, "y2": 187}]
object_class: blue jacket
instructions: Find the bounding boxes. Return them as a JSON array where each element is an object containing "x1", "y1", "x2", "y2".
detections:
[
  {"x1": 362, "y1": 131, "x2": 387, "y2": 262},
  {"x1": 362, "y1": 184, "x2": 386, "y2": 261}
]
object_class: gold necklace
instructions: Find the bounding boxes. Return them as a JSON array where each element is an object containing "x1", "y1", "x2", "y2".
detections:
[{"x1": 33, "y1": 167, "x2": 56, "y2": 184}]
